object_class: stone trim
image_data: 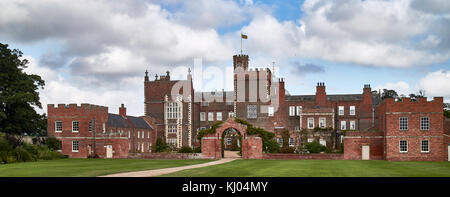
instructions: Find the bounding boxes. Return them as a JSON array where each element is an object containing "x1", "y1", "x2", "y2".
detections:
[
  {"x1": 385, "y1": 112, "x2": 442, "y2": 115},
  {"x1": 55, "y1": 137, "x2": 129, "y2": 139}
]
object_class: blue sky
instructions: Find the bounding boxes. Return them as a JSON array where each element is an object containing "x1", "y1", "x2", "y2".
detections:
[{"x1": 1, "y1": 0, "x2": 449, "y2": 115}]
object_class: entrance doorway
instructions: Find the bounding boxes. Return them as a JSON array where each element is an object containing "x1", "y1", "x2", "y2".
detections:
[
  {"x1": 106, "y1": 145, "x2": 113, "y2": 158},
  {"x1": 362, "y1": 145, "x2": 370, "y2": 160},
  {"x1": 222, "y1": 128, "x2": 241, "y2": 158}
]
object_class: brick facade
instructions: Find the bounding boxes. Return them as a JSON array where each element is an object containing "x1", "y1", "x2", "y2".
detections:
[{"x1": 47, "y1": 103, "x2": 155, "y2": 158}]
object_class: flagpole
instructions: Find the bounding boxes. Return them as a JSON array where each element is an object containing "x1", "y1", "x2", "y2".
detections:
[{"x1": 240, "y1": 33, "x2": 243, "y2": 55}]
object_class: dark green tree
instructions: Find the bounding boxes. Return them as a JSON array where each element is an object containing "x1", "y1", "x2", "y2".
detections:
[
  {"x1": 153, "y1": 137, "x2": 167, "y2": 152},
  {"x1": 381, "y1": 89, "x2": 398, "y2": 100},
  {"x1": 0, "y1": 43, "x2": 45, "y2": 135}
]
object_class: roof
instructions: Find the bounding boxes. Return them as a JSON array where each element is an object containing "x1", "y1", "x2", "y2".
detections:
[
  {"x1": 126, "y1": 115, "x2": 153, "y2": 130},
  {"x1": 286, "y1": 93, "x2": 382, "y2": 105},
  {"x1": 108, "y1": 114, "x2": 131, "y2": 128},
  {"x1": 107, "y1": 113, "x2": 153, "y2": 130}
]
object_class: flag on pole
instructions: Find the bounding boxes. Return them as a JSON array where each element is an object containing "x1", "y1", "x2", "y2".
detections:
[{"x1": 241, "y1": 33, "x2": 248, "y2": 39}]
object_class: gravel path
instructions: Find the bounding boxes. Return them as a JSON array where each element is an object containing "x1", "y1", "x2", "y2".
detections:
[{"x1": 99, "y1": 158, "x2": 237, "y2": 177}]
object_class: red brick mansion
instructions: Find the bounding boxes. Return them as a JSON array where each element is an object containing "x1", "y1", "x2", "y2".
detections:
[{"x1": 47, "y1": 53, "x2": 450, "y2": 161}]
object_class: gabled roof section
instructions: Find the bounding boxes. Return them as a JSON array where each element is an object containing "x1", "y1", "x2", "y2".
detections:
[
  {"x1": 126, "y1": 115, "x2": 153, "y2": 130},
  {"x1": 107, "y1": 113, "x2": 131, "y2": 128}
]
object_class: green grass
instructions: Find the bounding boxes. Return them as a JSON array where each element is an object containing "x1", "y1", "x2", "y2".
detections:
[
  {"x1": 0, "y1": 158, "x2": 212, "y2": 177},
  {"x1": 161, "y1": 159, "x2": 450, "y2": 177}
]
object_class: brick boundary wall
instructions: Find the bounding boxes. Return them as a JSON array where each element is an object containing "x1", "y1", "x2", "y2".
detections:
[
  {"x1": 128, "y1": 153, "x2": 204, "y2": 159},
  {"x1": 344, "y1": 131, "x2": 385, "y2": 160},
  {"x1": 263, "y1": 153, "x2": 344, "y2": 160}
]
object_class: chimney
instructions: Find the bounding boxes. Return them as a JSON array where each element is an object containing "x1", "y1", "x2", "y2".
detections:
[
  {"x1": 315, "y1": 82, "x2": 326, "y2": 106},
  {"x1": 119, "y1": 104, "x2": 126, "y2": 117},
  {"x1": 363, "y1": 84, "x2": 372, "y2": 105},
  {"x1": 279, "y1": 78, "x2": 285, "y2": 101}
]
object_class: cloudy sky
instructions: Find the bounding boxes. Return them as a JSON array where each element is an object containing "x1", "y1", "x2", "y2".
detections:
[{"x1": 1, "y1": 0, "x2": 449, "y2": 116}]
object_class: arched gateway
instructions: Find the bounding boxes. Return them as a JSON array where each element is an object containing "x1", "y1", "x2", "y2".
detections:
[{"x1": 201, "y1": 117, "x2": 263, "y2": 159}]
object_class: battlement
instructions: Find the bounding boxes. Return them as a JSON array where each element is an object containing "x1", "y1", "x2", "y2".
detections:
[
  {"x1": 48, "y1": 103, "x2": 108, "y2": 112},
  {"x1": 381, "y1": 97, "x2": 443, "y2": 113},
  {"x1": 383, "y1": 97, "x2": 443, "y2": 104}
]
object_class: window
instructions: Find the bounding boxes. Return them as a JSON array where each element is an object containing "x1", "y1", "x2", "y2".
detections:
[
  {"x1": 319, "y1": 139, "x2": 326, "y2": 146},
  {"x1": 227, "y1": 138, "x2": 232, "y2": 145},
  {"x1": 166, "y1": 102, "x2": 181, "y2": 119},
  {"x1": 295, "y1": 126, "x2": 300, "y2": 131},
  {"x1": 72, "y1": 141, "x2": 79, "y2": 152},
  {"x1": 319, "y1": 117, "x2": 326, "y2": 128},
  {"x1": 168, "y1": 125, "x2": 177, "y2": 133},
  {"x1": 201, "y1": 102, "x2": 209, "y2": 106},
  {"x1": 137, "y1": 131, "x2": 140, "y2": 138},
  {"x1": 399, "y1": 117, "x2": 408, "y2": 130},
  {"x1": 296, "y1": 106, "x2": 302, "y2": 116},
  {"x1": 420, "y1": 117, "x2": 429, "y2": 130},
  {"x1": 148, "y1": 131, "x2": 150, "y2": 138},
  {"x1": 277, "y1": 138, "x2": 283, "y2": 147},
  {"x1": 216, "y1": 112, "x2": 222, "y2": 121},
  {"x1": 247, "y1": 105, "x2": 257, "y2": 119},
  {"x1": 307, "y1": 138, "x2": 313, "y2": 143},
  {"x1": 268, "y1": 107, "x2": 274, "y2": 117},
  {"x1": 289, "y1": 138, "x2": 295, "y2": 147},
  {"x1": 289, "y1": 106, "x2": 295, "y2": 116},
  {"x1": 137, "y1": 142, "x2": 140, "y2": 151},
  {"x1": 55, "y1": 121, "x2": 62, "y2": 132},
  {"x1": 338, "y1": 106, "x2": 344, "y2": 116},
  {"x1": 228, "y1": 111, "x2": 234, "y2": 118},
  {"x1": 341, "y1": 121, "x2": 346, "y2": 130},
  {"x1": 200, "y1": 112, "x2": 206, "y2": 121},
  {"x1": 350, "y1": 120, "x2": 355, "y2": 130},
  {"x1": 128, "y1": 131, "x2": 130, "y2": 138},
  {"x1": 350, "y1": 106, "x2": 355, "y2": 115},
  {"x1": 168, "y1": 138, "x2": 177, "y2": 146},
  {"x1": 421, "y1": 140, "x2": 429, "y2": 153},
  {"x1": 57, "y1": 141, "x2": 62, "y2": 151},
  {"x1": 102, "y1": 123, "x2": 105, "y2": 133},
  {"x1": 72, "y1": 121, "x2": 79, "y2": 132},
  {"x1": 208, "y1": 112, "x2": 214, "y2": 121},
  {"x1": 308, "y1": 118, "x2": 314, "y2": 129},
  {"x1": 89, "y1": 121, "x2": 92, "y2": 132},
  {"x1": 399, "y1": 140, "x2": 408, "y2": 153}
]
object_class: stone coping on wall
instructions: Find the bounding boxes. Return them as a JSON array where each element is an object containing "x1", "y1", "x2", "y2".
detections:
[
  {"x1": 263, "y1": 153, "x2": 344, "y2": 160},
  {"x1": 128, "y1": 153, "x2": 204, "y2": 159}
]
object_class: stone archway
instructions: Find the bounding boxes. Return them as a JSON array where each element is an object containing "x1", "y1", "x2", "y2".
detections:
[{"x1": 201, "y1": 117, "x2": 263, "y2": 159}]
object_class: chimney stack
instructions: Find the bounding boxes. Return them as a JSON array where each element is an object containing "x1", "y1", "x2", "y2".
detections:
[
  {"x1": 119, "y1": 104, "x2": 127, "y2": 117},
  {"x1": 315, "y1": 82, "x2": 326, "y2": 106}
]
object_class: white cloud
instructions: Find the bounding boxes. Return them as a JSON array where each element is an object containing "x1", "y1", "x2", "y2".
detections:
[
  {"x1": 418, "y1": 70, "x2": 450, "y2": 102},
  {"x1": 374, "y1": 81, "x2": 411, "y2": 96}
]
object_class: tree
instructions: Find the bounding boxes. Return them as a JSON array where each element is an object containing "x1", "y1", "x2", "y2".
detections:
[
  {"x1": 0, "y1": 43, "x2": 45, "y2": 135},
  {"x1": 381, "y1": 89, "x2": 398, "y2": 100},
  {"x1": 152, "y1": 137, "x2": 168, "y2": 152}
]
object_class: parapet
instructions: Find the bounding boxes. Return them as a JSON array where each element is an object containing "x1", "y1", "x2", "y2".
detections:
[{"x1": 48, "y1": 103, "x2": 108, "y2": 112}]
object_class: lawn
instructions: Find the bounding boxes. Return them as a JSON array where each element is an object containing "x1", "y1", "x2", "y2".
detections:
[
  {"x1": 161, "y1": 159, "x2": 450, "y2": 177},
  {"x1": 0, "y1": 158, "x2": 212, "y2": 177}
]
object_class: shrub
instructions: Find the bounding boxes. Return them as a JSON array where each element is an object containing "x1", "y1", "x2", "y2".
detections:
[
  {"x1": 304, "y1": 141, "x2": 327, "y2": 153},
  {"x1": 280, "y1": 147, "x2": 295, "y2": 153},
  {"x1": 178, "y1": 146, "x2": 193, "y2": 153},
  {"x1": 264, "y1": 139, "x2": 280, "y2": 153},
  {"x1": 4, "y1": 134, "x2": 23, "y2": 148},
  {"x1": 193, "y1": 146, "x2": 201, "y2": 153},
  {"x1": 45, "y1": 137, "x2": 60, "y2": 150},
  {"x1": 153, "y1": 137, "x2": 168, "y2": 153},
  {"x1": 22, "y1": 143, "x2": 39, "y2": 161},
  {"x1": 13, "y1": 147, "x2": 33, "y2": 162}
]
